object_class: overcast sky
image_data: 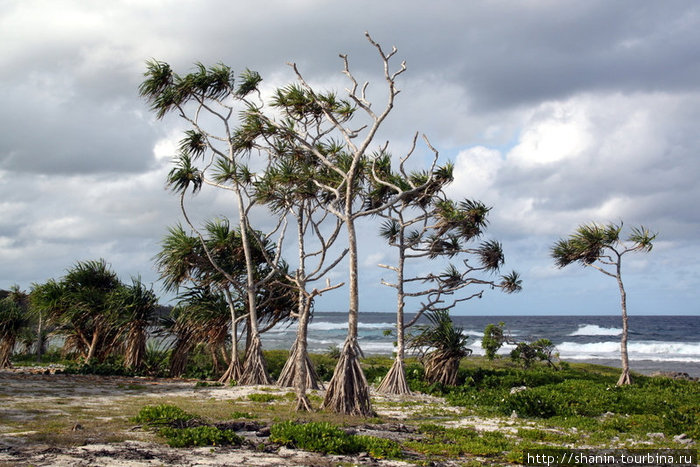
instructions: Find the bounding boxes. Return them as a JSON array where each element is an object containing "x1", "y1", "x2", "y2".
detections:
[{"x1": 1, "y1": 0, "x2": 699, "y2": 316}]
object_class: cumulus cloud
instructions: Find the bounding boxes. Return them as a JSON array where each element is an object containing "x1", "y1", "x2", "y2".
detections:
[{"x1": 1, "y1": 0, "x2": 698, "y2": 314}]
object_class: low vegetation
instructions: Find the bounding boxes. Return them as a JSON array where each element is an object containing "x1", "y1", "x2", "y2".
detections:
[
  {"x1": 2, "y1": 347, "x2": 697, "y2": 464},
  {"x1": 270, "y1": 420, "x2": 401, "y2": 458}
]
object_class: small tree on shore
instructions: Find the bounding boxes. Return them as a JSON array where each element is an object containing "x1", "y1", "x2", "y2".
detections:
[
  {"x1": 140, "y1": 61, "x2": 284, "y2": 385},
  {"x1": 375, "y1": 186, "x2": 522, "y2": 394},
  {"x1": 0, "y1": 288, "x2": 30, "y2": 368},
  {"x1": 155, "y1": 221, "x2": 295, "y2": 383},
  {"x1": 551, "y1": 222, "x2": 655, "y2": 385},
  {"x1": 256, "y1": 153, "x2": 347, "y2": 411},
  {"x1": 408, "y1": 309, "x2": 471, "y2": 386}
]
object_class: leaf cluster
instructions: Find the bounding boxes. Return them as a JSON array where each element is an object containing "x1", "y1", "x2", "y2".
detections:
[
  {"x1": 552, "y1": 222, "x2": 656, "y2": 268},
  {"x1": 139, "y1": 61, "x2": 261, "y2": 119}
]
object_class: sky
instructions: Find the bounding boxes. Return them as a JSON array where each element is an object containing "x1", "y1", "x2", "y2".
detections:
[{"x1": 1, "y1": 0, "x2": 699, "y2": 316}]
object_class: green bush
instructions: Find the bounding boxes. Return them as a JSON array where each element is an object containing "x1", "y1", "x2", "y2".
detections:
[
  {"x1": 64, "y1": 356, "x2": 134, "y2": 376},
  {"x1": 263, "y1": 350, "x2": 289, "y2": 380},
  {"x1": 406, "y1": 424, "x2": 512, "y2": 458},
  {"x1": 503, "y1": 387, "x2": 562, "y2": 418},
  {"x1": 270, "y1": 421, "x2": 401, "y2": 458},
  {"x1": 248, "y1": 393, "x2": 278, "y2": 403},
  {"x1": 133, "y1": 404, "x2": 195, "y2": 427},
  {"x1": 482, "y1": 322, "x2": 506, "y2": 360},
  {"x1": 159, "y1": 425, "x2": 242, "y2": 447}
]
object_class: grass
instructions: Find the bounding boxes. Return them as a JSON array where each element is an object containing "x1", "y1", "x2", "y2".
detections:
[{"x1": 1, "y1": 351, "x2": 697, "y2": 464}]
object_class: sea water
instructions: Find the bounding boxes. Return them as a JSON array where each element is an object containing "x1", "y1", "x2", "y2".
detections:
[{"x1": 261, "y1": 313, "x2": 700, "y2": 377}]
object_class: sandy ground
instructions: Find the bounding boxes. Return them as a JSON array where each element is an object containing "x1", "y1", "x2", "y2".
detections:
[{"x1": 0, "y1": 368, "x2": 492, "y2": 466}]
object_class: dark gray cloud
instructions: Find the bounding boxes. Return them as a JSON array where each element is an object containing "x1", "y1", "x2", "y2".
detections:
[{"x1": 1, "y1": 0, "x2": 698, "y2": 314}]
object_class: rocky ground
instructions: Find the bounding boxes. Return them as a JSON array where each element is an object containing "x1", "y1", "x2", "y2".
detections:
[{"x1": 0, "y1": 368, "x2": 492, "y2": 466}]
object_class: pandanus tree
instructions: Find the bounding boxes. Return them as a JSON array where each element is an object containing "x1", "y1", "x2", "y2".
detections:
[
  {"x1": 29, "y1": 279, "x2": 65, "y2": 360},
  {"x1": 551, "y1": 222, "x2": 655, "y2": 385},
  {"x1": 246, "y1": 33, "x2": 466, "y2": 416},
  {"x1": 30, "y1": 260, "x2": 159, "y2": 364},
  {"x1": 373, "y1": 162, "x2": 522, "y2": 393},
  {"x1": 111, "y1": 277, "x2": 159, "y2": 370},
  {"x1": 408, "y1": 309, "x2": 471, "y2": 386},
  {"x1": 59, "y1": 259, "x2": 123, "y2": 362},
  {"x1": 164, "y1": 287, "x2": 231, "y2": 377},
  {"x1": 155, "y1": 220, "x2": 295, "y2": 383},
  {"x1": 140, "y1": 61, "x2": 285, "y2": 385},
  {"x1": 255, "y1": 146, "x2": 347, "y2": 411},
  {"x1": 0, "y1": 287, "x2": 31, "y2": 368}
]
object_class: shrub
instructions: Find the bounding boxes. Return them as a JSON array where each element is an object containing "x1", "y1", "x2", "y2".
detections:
[
  {"x1": 270, "y1": 421, "x2": 401, "y2": 458},
  {"x1": 133, "y1": 404, "x2": 195, "y2": 427},
  {"x1": 406, "y1": 424, "x2": 512, "y2": 458},
  {"x1": 64, "y1": 356, "x2": 134, "y2": 376},
  {"x1": 263, "y1": 350, "x2": 289, "y2": 380},
  {"x1": 503, "y1": 387, "x2": 562, "y2": 418},
  {"x1": 482, "y1": 322, "x2": 506, "y2": 360},
  {"x1": 159, "y1": 425, "x2": 242, "y2": 447},
  {"x1": 248, "y1": 393, "x2": 278, "y2": 403}
]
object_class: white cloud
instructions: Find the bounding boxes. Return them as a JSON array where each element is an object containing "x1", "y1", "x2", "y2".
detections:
[
  {"x1": 508, "y1": 100, "x2": 591, "y2": 167},
  {"x1": 448, "y1": 146, "x2": 504, "y2": 201},
  {"x1": 1, "y1": 1, "x2": 699, "y2": 315}
]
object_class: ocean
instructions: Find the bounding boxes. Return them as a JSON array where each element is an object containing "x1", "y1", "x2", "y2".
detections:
[{"x1": 261, "y1": 313, "x2": 700, "y2": 378}]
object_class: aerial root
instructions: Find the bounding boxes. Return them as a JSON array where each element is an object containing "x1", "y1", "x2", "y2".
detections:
[
  {"x1": 377, "y1": 357, "x2": 411, "y2": 395},
  {"x1": 239, "y1": 336, "x2": 273, "y2": 385},
  {"x1": 616, "y1": 369, "x2": 632, "y2": 386},
  {"x1": 277, "y1": 340, "x2": 324, "y2": 390},
  {"x1": 322, "y1": 338, "x2": 372, "y2": 416},
  {"x1": 218, "y1": 357, "x2": 243, "y2": 384}
]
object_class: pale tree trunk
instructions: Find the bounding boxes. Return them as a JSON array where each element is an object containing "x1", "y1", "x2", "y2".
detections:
[
  {"x1": 86, "y1": 330, "x2": 100, "y2": 362},
  {"x1": 378, "y1": 231, "x2": 410, "y2": 395},
  {"x1": 218, "y1": 289, "x2": 243, "y2": 384},
  {"x1": 35, "y1": 313, "x2": 45, "y2": 362},
  {"x1": 616, "y1": 265, "x2": 632, "y2": 386},
  {"x1": 323, "y1": 217, "x2": 372, "y2": 416},
  {"x1": 236, "y1": 188, "x2": 272, "y2": 386},
  {"x1": 288, "y1": 297, "x2": 322, "y2": 411}
]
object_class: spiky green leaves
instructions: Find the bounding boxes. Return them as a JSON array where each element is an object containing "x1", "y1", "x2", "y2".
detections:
[
  {"x1": 167, "y1": 154, "x2": 202, "y2": 195},
  {"x1": 0, "y1": 298, "x2": 28, "y2": 339},
  {"x1": 477, "y1": 240, "x2": 505, "y2": 270},
  {"x1": 551, "y1": 222, "x2": 655, "y2": 268},
  {"x1": 379, "y1": 219, "x2": 400, "y2": 244},
  {"x1": 434, "y1": 199, "x2": 491, "y2": 241},
  {"x1": 499, "y1": 271, "x2": 523, "y2": 293},
  {"x1": 271, "y1": 84, "x2": 354, "y2": 122},
  {"x1": 410, "y1": 309, "x2": 471, "y2": 358},
  {"x1": 140, "y1": 61, "x2": 259, "y2": 119},
  {"x1": 628, "y1": 226, "x2": 656, "y2": 252}
]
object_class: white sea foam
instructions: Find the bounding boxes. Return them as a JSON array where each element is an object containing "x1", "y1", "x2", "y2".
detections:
[
  {"x1": 568, "y1": 324, "x2": 622, "y2": 336},
  {"x1": 557, "y1": 341, "x2": 700, "y2": 362},
  {"x1": 308, "y1": 321, "x2": 394, "y2": 331},
  {"x1": 356, "y1": 341, "x2": 396, "y2": 354}
]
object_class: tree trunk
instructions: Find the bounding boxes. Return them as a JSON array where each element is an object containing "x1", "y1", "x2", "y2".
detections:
[
  {"x1": 0, "y1": 337, "x2": 15, "y2": 369},
  {"x1": 616, "y1": 266, "x2": 632, "y2": 386},
  {"x1": 124, "y1": 325, "x2": 146, "y2": 370},
  {"x1": 278, "y1": 297, "x2": 324, "y2": 410},
  {"x1": 323, "y1": 217, "x2": 373, "y2": 416},
  {"x1": 35, "y1": 313, "x2": 45, "y2": 362},
  {"x1": 236, "y1": 188, "x2": 271, "y2": 385},
  {"x1": 378, "y1": 230, "x2": 410, "y2": 395},
  {"x1": 322, "y1": 336, "x2": 371, "y2": 416},
  {"x1": 86, "y1": 330, "x2": 100, "y2": 362},
  {"x1": 239, "y1": 334, "x2": 271, "y2": 385},
  {"x1": 219, "y1": 289, "x2": 243, "y2": 384}
]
